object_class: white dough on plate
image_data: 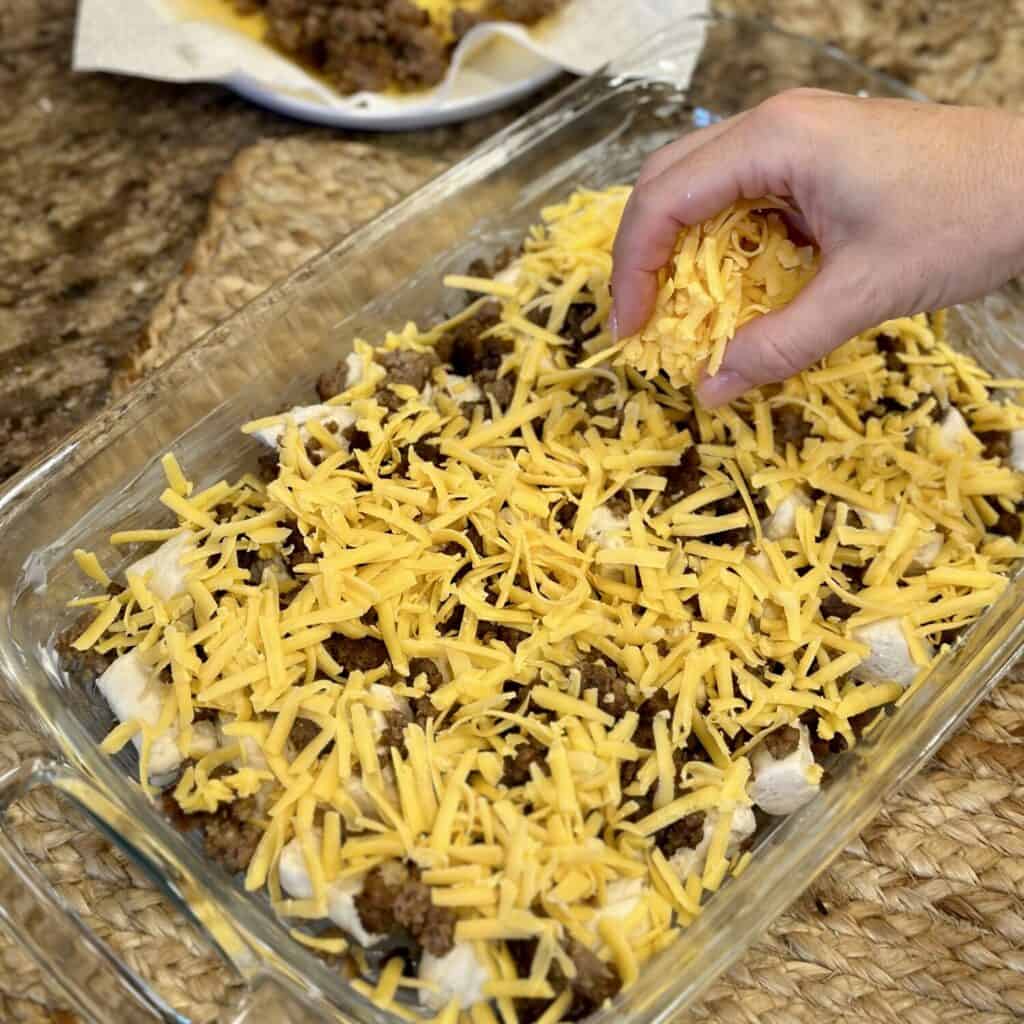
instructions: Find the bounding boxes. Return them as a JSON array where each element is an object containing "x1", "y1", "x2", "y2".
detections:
[
  {"x1": 910, "y1": 532, "x2": 943, "y2": 571},
  {"x1": 344, "y1": 768, "x2": 399, "y2": 819},
  {"x1": 189, "y1": 722, "x2": 219, "y2": 759},
  {"x1": 851, "y1": 617, "x2": 929, "y2": 687},
  {"x1": 345, "y1": 351, "x2": 370, "y2": 389},
  {"x1": 762, "y1": 488, "x2": 812, "y2": 540},
  {"x1": 418, "y1": 941, "x2": 491, "y2": 1011},
  {"x1": 1010, "y1": 429, "x2": 1024, "y2": 472},
  {"x1": 749, "y1": 724, "x2": 820, "y2": 816},
  {"x1": 494, "y1": 260, "x2": 522, "y2": 286},
  {"x1": 747, "y1": 549, "x2": 773, "y2": 576},
  {"x1": 595, "y1": 878, "x2": 648, "y2": 927},
  {"x1": 278, "y1": 837, "x2": 385, "y2": 948},
  {"x1": 252, "y1": 403, "x2": 357, "y2": 449},
  {"x1": 668, "y1": 806, "x2": 756, "y2": 881},
  {"x1": 97, "y1": 650, "x2": 182, "y2": 781},
  {"x1": 238, "y1": 733, "x2": 269, "y2": 770},
  {"x1": 586, "y1": 506, "x2": 628, "y2": 550},
  {"x1": 937, "y1": 407, "x2": 973, "y2": 452},
  {"x1": 367, "y1": 683, "x2": 412, "y2": 740},
  {"x1": 854, "y1": 504, "x2": 942, "y2": 570},
  {"x1": 125, "y1": 531, "x2": 194, "y2": 603},
  {"x1": 443, "y1": 373, "x2": 484, "y2": 406},
  {"x1": 854, "y1": 504, "x2": 897, "y2": 533}
]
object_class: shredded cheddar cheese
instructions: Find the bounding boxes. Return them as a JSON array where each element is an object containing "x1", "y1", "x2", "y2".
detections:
[
  {"x1": 620, "y1": 197, "x2": 819, "y2": 385},
  {"x1": 413, "y1": 0, "x2": 485, "y2": 39},
  {"x1": 60, "y1": 184, "x2": 1024, "y2": 1024}
]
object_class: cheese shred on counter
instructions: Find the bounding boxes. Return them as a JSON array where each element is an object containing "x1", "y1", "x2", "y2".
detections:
[{"x1": 58, "y1": 184, "x2": 1024, "y2": 1024}]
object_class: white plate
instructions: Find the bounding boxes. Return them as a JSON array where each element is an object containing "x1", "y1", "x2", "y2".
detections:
[
  {"x1": 222, "y1": 36, "x2": 565, "y2": 132},
  {"x1": 75, "y1": 0, "x2": 705, "y2": 133}
]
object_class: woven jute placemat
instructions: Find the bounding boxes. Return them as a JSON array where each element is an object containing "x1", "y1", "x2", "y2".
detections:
[{"x1": 6, "y1": 3, "x2": 1024, "y2": 1016}]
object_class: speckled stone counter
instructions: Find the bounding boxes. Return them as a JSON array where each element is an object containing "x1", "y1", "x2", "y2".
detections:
[{"x1": 2, "y1": 0, "x2": 1023, "y2": 475}]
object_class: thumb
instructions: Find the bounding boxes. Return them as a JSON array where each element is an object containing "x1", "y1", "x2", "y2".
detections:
[{"x1": 696, "y1": 250, "x2": 888, "y2": 407}]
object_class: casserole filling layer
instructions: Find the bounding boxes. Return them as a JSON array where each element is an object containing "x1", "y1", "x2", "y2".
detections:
[{"x1": 59, "y1": 187, "x2": 1024, "y2": 1022}]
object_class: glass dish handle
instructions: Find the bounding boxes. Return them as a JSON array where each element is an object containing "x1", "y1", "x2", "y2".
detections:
[
  {"x1": 0, "y1": 757, "x2": 189, "y2": 1023},
  {"x1": 0, "y1": 757, "x2": 346, "y2": 1024},
  {"x1": 224, "y1": 975, "x2": 346, "y2": 1024}
]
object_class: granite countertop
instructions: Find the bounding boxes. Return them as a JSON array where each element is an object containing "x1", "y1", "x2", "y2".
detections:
[{"x1": 2, "y1": 0, "x2": 1022, "y2": 483}]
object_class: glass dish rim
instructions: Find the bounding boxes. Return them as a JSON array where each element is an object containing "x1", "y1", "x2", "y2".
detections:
[{"x1": 4, "y1": 13, "x2": 1018, "y2": 1024}]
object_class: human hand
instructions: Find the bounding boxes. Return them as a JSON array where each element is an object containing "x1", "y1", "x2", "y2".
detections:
[{"x1": 610, "y1": 89, "x2": 1024, "y2": 406}]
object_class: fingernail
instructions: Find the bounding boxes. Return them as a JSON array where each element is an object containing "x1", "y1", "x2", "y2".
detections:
[
  {"x1": 696, "y1": 369, "x2": 743, "y2": 407},
  {"x1": 609, "y1": 305, "x2": 619, "y2": 342}
]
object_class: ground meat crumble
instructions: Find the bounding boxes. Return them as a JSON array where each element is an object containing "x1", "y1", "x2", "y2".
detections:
[
  {"x1": 289, "y1": 716, "x2": 322, "y2": 752},
  {"x1": 654, "y1": 811, "x2": 705, "y2": 859},
  {"x1": 55, "y1": 625, "x2": 114, "y2": 687},
  {"x1": 379, "y1": 708, "x2": 413, "y2": 755},
  {"x1": 326, "y1": 634, "x2": 390, "y2": 672},
  {"x1": 773, "y1": 405, "x2": 812, "y2": 449},
  {"x1": 375, "y1": 348, "x2": 440, "y2": 393},
  {"x1": 507, "y1": 935, "x2": 622, "y2": 1022},
  {"x1": 578, "y1": 657, "x2": 629, "y2": 717},
  {"x1": 762, "y1": 725, "x2": 801, "y2": 760},
  {"x1": 661, "y1": 446, "x2": 702, "y2": 505},
  {"x1": 820, "y1": 590, "x2": 857, "y2": 620},
  {"x1": 235, "y1": 0, "x2": 566, "y2": 95},
  {"x1": 502, "y1": 734, "x2": 546, "y2": 788},
  {"x1": 354, "y1": 861, "x2": 456, "y2": 957},
  {"x1": 163, "y1": 793, "x2": 263, "y2": 877}
]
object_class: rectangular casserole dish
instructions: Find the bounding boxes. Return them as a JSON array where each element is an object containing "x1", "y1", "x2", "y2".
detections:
[{"x1": 3, "y1": 13, "x2": 1024, "y2": 1024}]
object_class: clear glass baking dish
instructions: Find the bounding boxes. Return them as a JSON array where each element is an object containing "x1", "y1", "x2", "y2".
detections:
[{"x1": 3, "y1": 12, "x2": 1024, "y2": 1024}]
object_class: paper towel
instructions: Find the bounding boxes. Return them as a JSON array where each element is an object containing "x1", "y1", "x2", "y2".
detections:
[{"x1": 73, "y1": 0, "x2": 709, "y2": 122}]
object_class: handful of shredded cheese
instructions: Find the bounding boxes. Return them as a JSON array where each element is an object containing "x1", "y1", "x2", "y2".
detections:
[{"x1": 620, "y1": 198, "x2": 819, "y2": 386}]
